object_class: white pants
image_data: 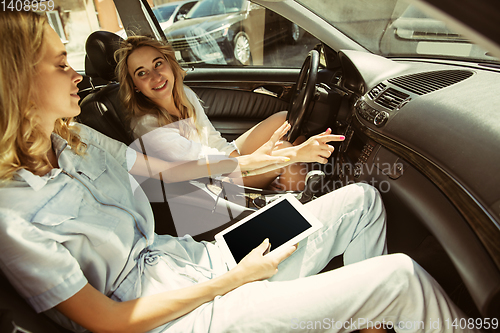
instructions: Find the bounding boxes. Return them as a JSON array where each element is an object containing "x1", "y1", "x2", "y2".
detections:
[{"x1": 163, "y1": 183, "x2": 472, "y2": 333}]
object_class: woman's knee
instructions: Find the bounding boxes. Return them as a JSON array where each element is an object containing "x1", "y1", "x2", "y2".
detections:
[
  {"x1": 278, "y1": 163, "x2": 307, "y2": 191},
  {"x1": 265, "y1": 111, "x2": 288, "y2": 130},
  {"x1": 358, "y1": 182, "x2": 382, "y2": 202},
  {"x1": 335, "y1": 183, "x2": 382, "y2": 210},
  {"x1": 274, "y1": 110, "x2": 288, "y2": 122},
  {"x1": 380, "y1": 253, "x2": 418, "y2": 289},
  {"x1": 349, "y1": 183, "x2": 385, "y2": 219}
]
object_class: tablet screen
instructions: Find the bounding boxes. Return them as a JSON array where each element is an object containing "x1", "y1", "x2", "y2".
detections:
[{"x1": 222, "y1": 199, "x2": 311, "y2": 263}]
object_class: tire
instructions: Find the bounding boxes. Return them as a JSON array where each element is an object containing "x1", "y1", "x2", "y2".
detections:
[{"x1": 233, "y1": 31, "x2": 252, "y2": 65}]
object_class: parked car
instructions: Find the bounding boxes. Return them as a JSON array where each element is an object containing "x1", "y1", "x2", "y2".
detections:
[
  {"x1": 163, "y1": 0, "x2": 302, "y2": 65},
  {"x1": 116, "y1": 0, "x2": 198, "y2": 38},
  {"x1": 1, "y1": 0, "x2": 500, "y2": 331},
  {"x1": 153, "y1": 0, "x2": 198, "y2": 28}
]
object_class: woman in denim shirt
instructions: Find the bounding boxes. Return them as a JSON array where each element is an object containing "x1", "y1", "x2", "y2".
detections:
[{"x1": 0, "y1": 11, "x2": 473, "y2": 333}]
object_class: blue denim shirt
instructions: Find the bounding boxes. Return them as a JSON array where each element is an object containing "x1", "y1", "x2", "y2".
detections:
[{"x1": 0, "y1": 124, "x2": 225, "y2": 332}]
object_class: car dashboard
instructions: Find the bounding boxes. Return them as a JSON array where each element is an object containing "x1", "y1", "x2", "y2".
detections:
[{"x1": 328, "y1": 49, "x2": 500, "y2": 317}]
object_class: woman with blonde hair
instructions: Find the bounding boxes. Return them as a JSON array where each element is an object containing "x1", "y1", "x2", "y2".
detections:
[
  {"x1": 0, "y1": 9, "x2": 86, "y2": 181},
  {"x1": 115, "y1": 36, "x2": 342, "y2": 191},
  {"x1": 0, "y1": 10, "x2": 473, "y2": 333}
]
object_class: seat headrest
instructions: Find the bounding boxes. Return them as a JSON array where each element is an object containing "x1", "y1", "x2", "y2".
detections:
[{"x1": 85, "y1": 31, "x2": 124, "y2": 81}]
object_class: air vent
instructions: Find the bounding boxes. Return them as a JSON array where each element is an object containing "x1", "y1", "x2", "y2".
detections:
[
  {"x1": 388, "y1": 70, "x2": 473, "y2": 95},
  {"x1": 375, "y1": 88, "x2": 410, "y2": 110},
  {"x1": 367, "y1": 83, "x2": 387, "y2": 100}
]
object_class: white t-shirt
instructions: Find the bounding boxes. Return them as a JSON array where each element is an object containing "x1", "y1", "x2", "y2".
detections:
[{"x1": 130, "y1": 86, "x2": 238, "y2": 161}]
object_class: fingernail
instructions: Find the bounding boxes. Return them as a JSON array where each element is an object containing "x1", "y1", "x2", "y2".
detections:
[
  {"x1": 327, "y1": 128, "x2": 331, "y2": 132},
  {"x1": 339, "y1": 135, "x2": 345, "y2": 140},
  {"x1": 283, "y1": 157, "x2": 290, "y2": 162}
]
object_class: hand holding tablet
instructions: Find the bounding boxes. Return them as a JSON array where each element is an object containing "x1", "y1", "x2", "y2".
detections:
[
  {"x1": 229, "y1": 238, "x2": 298, "y2": 282},
  {"x1": 215, "y1": 194, "x2": 323, "y2": 269}
]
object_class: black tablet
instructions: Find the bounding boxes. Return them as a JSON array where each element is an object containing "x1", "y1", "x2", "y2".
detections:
[{"x1": 215, "y1": 193, "x2": 322, "y2": 269}]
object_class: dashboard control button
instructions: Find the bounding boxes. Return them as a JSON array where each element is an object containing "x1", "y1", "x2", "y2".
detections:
[{"x1": 374, "y1": 111, "x2": 389, "y2": 126}]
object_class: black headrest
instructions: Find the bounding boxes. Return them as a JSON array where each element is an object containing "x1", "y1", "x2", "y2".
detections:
[{"x1": 85, "y1": 31, "x2": 124, "y2": 81}]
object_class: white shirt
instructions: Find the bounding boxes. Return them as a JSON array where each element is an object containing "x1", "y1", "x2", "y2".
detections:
[{"x1": 130, "y1": 86, "x2": 238, "y2": 162}]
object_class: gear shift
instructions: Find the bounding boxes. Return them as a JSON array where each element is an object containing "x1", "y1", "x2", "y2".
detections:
[{"x1": 297, "y1": 170, "x2": 325, "y2": 204}]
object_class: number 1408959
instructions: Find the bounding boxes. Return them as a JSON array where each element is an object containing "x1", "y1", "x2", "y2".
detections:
[{"x1": 1, "y1": 0, "x2": 55, "y2": 12}]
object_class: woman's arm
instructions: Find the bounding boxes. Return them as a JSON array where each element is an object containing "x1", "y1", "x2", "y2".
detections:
[
  {"x1": 128, "y1": 152, "x2": 238, "y2": 182},
  {"x1": 134, "y1": 115, "x2": 227, "y2": 162},
  {"x1": 128, "y1": 123, "x2": 291, "y2": 182},
  {"x1": 56, "y1": 240, "x2": 296, "y2": 333},
  {"x1": 128, "y1": 150, "x2": 289, "y2": 182},
  {"x1": 233, "y1": 125, "x2": 345, "y2": 171}
]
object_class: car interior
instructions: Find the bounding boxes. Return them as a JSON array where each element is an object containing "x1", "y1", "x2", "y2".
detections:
[{"x1": 1, "y1": 0, "x2": 500, "y2": 331}]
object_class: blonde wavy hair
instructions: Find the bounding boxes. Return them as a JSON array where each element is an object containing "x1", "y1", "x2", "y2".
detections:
[
  {"x1": 115, "y1": 36, "x2": 198, "y2": 129},
  {"x1": 0, "y1": 11, "x2": 85, "y2": 181}
]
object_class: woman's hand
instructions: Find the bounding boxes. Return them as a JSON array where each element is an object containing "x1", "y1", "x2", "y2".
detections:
[
  {"x1": 237, "y1": 122, "x2": 291, "y2": 174},
  {"x1": 254, "y1": 121, "x2": 290, "y2": 156},
  {"x1": 230, "y1": 238, "x2": 297, "y2": 283},
  {"x1": 293, "y1": 128, "x2": 344, "y2": 164}
]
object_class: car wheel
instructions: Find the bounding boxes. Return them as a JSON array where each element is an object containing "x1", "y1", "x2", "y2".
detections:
[
  {"x1": 233, "y1": 31, "x2": 252, "y2": 65},
  {"x1": 288, "y1": 23, "x2": 301, "y2": 44}
]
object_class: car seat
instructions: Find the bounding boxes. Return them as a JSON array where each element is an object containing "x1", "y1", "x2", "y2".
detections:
[
  {"x1": 77, "y1": 31, "x2": 186, "y2": 238},
  {"x1": 78, "y1": 31, "x2": 134, "y2": 145}
]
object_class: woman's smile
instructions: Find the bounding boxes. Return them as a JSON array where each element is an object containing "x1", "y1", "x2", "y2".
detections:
[{"x1": 153, "y1": 80, "x2": 167, "y2": 90}]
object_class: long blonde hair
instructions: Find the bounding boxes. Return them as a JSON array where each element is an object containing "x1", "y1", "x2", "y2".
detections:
[
  {"x1": 115, "y1": 36, "x2": 198, "y2": 128},
  {"x1": 0, "y1": 11, "x2": 85, "y2": 181}
]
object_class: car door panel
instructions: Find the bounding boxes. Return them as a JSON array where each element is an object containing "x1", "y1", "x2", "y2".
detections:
[{"x1": 185, "y1": 68, "x2": 299, "y2": 139}]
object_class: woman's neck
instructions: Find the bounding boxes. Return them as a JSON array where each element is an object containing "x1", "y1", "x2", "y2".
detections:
[
  {"x1": 157, "y1": 96, "x2": 181, "y2": 118},
  {"x1": 165, "y1": 106, "x2": 181, "y2": 118},
  {"x1": 43, "y1": 126, "x2": 59, "y2": 172},
  {"x1": 164, "y1": 105, "x2": 181, "y2": 119},
  {"x1": 32, "y1": 145, "x2": 58, "y2": 177}
]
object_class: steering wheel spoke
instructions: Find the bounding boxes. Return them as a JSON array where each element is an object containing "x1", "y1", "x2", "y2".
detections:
[{"x1": 286, "y1": 50, "x2": 319, "y2": 142}]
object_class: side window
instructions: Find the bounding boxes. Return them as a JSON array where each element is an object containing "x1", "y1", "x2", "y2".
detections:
[
  {"x1": 176, "y1": 1, "x2": 197, "y2": 22},
  {"x1": 164, "y1": 0, "x2": 320, "y2": 68},
  {"x1": 41, "y1": 0, "x2": 318, "y2": 71},
  {"x1": 37, "y1": 0, "x2": 125, "y2": 72}
]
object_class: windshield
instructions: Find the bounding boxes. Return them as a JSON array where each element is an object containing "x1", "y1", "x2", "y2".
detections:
[
  {"x1": 297, "y1": 0, "x2": 499, "y2": 64},
  {"x1": 152, "y1": 5, "x2": 177, "y2": 23},
  {"x1": 187, "y1": 0, "x2": 246, "y2": 18}
]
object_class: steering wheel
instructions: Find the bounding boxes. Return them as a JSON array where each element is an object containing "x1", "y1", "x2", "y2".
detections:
[{"x1": 286, "y1": 50, "x2": 319, "y2": 143}]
